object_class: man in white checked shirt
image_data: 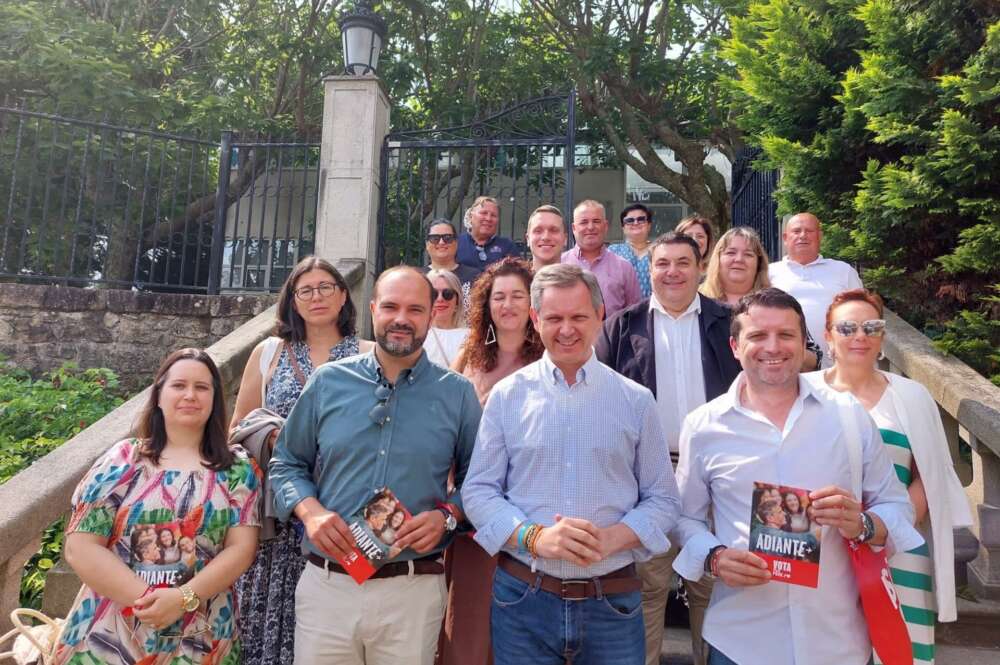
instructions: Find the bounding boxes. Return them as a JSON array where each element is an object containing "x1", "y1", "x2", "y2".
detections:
[{"x1": 462, "y1": 263, "x2": 681, "y2": 665}]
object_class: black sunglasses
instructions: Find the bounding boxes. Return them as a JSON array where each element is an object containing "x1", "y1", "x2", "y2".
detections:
[
  {"x1": 426, "y1": 233, "x2": 456, "y2": 245},
  {"x1": 432, "y1": 288, "x2": 457, "y2": 302},
  {"x1": 622, "y1": 215, "x2": 649, "y2": 226},
  {"x1": 368, "y1": 382, "x2": 394, "y2": 426}
]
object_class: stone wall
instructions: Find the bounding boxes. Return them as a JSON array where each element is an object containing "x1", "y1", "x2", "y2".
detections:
[{"x1": 0, "y1": 283, "x2": 276, "y2": 390}]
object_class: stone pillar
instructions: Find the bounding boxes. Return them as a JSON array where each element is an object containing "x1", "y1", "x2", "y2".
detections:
[
  {"x1": 969, "y1": 439, "x2": 1000, "y2": 600},
  {"x1": 314, "y1": 75, "x2": 390, "y2": 337}
]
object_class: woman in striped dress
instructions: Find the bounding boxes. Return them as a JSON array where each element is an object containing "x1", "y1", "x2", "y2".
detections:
[{"x1": 814, "y1": 288, "x2": 973, "y2": 664}]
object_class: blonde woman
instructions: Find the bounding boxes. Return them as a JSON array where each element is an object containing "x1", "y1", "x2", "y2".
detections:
[
  {"x1": 456, "y1": 196, "x2": 519, "y2": 270},
  {"x1": 701, "y1": 227, "x2": 771, "y2": 306},
  {"x1": 423, "y1": 269, "x2": 470, "y2": 368}
]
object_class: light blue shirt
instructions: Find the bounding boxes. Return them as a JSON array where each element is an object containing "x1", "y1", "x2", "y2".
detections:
[
  {"x1": 462, "y1": 351, "x2": 681, "y2": 579},
  {"x1": 269, "y1": 351, "x2": 482, "y2": 562}
]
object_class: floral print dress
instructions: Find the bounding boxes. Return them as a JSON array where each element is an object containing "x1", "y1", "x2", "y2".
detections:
[{"x1": 54, "y1": 439, "x2": 261, "y2": 665}]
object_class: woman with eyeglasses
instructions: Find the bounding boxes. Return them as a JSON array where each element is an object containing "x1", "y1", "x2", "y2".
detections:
[
  {"x1": 806, "y1": 289, "x2": 973, "y2": 664},
  {"x1": 228, "y1": 256, "x2": 373, "y2": 665},
  {"x1": 54, "y1": 349, "x2": 260, "y2": 664},
  {"x1": 438, "y1": 257, "x2": 544, "y2": 665},
  {"x1": 423, "y1": 269, "x2": 470, "y2": 368},
  {"x1": 422, "y1": 218, "x2": 482, "y2": 308},
  {"x1": 608, "y1": 203, "x2": 654, "y2": 298}
]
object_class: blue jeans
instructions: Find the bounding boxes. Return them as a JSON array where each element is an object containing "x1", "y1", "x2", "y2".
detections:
[
  {"x1": 707, "y1": 643, "x2": 740, "y2": 665},
  {"x1": 490, "y1": 566, "x2": 645, "y2": 665}
]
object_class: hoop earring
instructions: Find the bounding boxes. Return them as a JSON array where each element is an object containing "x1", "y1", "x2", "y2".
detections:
[
  {"x1": 485, "y1": 323, "x2": 497, "y2": 346},
  {"x1": 878, "y1": 350, "x2": 886, "y2": 361}
]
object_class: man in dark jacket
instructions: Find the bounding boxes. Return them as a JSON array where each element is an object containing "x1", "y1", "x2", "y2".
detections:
[{"x1": 596, "y1": 231, "x2": 741, "y2": 665}]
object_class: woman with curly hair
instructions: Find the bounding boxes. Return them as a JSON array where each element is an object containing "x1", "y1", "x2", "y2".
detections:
[
  {"x1": 451, "y1": 257, "x2": 544, "y2": 405},
  {"x1": 438, "y1": 258, "x2": 543, "y2": 665}
]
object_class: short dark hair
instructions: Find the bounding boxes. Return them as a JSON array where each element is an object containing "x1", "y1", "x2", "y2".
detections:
[
  {"x1": 275, "y1": 256, "x2": 357, "y2": 343},
  {"x1": 620, "y1": 203, "x2": 653, "y2": 226},
  {"x1": 134, "y1": 348, "x2": 234, "y2": 471},
  {"x1": 730, "y1": 287, "x2": 808, "y2": 341},
  {"x1": 425, "y1": 218, "x2": 457, "y2": 235},
  {"x1": 373, "y1": 265, "x2": 434, "y2": 307},
  {"x1": 649, "y1": 231, "x2": 702, "y2": 263}
]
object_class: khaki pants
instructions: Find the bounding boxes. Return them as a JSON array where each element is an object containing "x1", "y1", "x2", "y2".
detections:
[
  {"x1": 638, "y1": 546, "x2": 713, "y2": 665},
  {"x1": 294, "y1": 561, "x2": 447, "y2": 665}
]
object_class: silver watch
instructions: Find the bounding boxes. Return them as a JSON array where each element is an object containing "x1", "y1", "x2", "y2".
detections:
[{"x1": 437, "y1": 507, "x2": 457, "y2": 532}]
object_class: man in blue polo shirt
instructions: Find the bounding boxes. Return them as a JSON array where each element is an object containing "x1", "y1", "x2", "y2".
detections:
[{"x1": 456, "y1": 195, "x2": 520, "y2": 270}]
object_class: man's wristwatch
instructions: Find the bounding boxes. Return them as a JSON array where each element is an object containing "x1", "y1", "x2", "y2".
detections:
[
  {"x1": 852, "y1": 511, "x2": 876, "y2": 544},
  {"x1": 704, "y1": 545, "x2": 727, "y2": 577},
  {"x1": 179, "y1": 584, "x2": 200, "y2": 612},
  {"x1": 436, "y1": 506, "x2": 458, "y2": 532}
]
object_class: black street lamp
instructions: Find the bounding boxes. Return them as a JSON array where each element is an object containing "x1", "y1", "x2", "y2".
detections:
[{"x1": 339, "y1": 0, "x2": 387, "y2": 76}]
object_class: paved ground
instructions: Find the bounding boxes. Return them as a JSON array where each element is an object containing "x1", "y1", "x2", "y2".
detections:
[{"x1": 659, "y1": 627, "x2": 1000, "y2": 664}]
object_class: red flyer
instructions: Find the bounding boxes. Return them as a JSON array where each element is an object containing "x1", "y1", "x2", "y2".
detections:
[
  {"x1": 749, "y1": 482, "x2": 822, "y2": 588},
  {"x1": 336, "y1": 488, "x2": 413, "y2": 584}
]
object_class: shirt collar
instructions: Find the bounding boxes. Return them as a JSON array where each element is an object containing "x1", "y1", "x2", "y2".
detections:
[
  {"x1": 471, "y1": 232, "x2": 497, "y2": 248},
  {"x1": 785, "y1": 254, "x2": 827, "y2": 268},
  {"x1": 572, "y1": 244, "x2": 608, "y2": 263},
  {"x1": 649, "y1": 292, "x2": 702, "y2": 320},
  {"x1": 370, "y1": 347, "x2": 430, "y2": 386},
  {"x1": 721, "y1": 371, "x2": 821, "y2": 417},
  {"x1": 540, "y1": 349, "x2": 601, "y2": 388}
]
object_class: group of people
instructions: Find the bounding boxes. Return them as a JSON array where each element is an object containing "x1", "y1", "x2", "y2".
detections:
[{"x1": 51, "y1": 198, "x2": 972, "y2": 665}]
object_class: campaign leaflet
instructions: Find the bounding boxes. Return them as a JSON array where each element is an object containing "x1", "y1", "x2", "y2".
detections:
[
  {"x1": 749, "y1": 482, "x2": 822, "y2": 588},
  {"x1": 337, "y1": 487, "x2": 413, "y2": 585},
  {"x1": 126, "y1": 521, "x2": 198, "y2": 609}
]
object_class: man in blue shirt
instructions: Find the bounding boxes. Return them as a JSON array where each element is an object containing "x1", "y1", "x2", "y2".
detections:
[
  {"x1": 270, "y1": 265, "x2": 482, "y2": 665},
  {"x1": 456, "y1": 195, "x2": 520, "y2": 270},
  {"x1": 462, "y1": 263, "x2": 680, "y2": 665}
]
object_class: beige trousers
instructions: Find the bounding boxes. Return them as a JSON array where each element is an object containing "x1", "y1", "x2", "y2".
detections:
[
  {"x1": 294, "y1": 561, "x2": 447, "y2": 665},
  {"x1": 638, "y1": 546, "x2": 714, "y2": 665}
]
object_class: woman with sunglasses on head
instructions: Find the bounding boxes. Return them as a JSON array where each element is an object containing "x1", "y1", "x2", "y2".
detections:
[
  {"x1": 228, "y1": 256, "x2": 373, "y2": 665},
  {"x1": 54, "y1": 349, "x2": 260, "y2": 664},
  {"x1": 806, "y1": 289, "x2": 972, "y2": 664},
  {"x1": 422, "y1": 218, "x2": 482, "y2": 308},
  {"x1": 608, "y1": 203, "x2": 654, "y2": 298},
  {"x1": 438, "y1": 257, "x2": 544, "y2": 665},
  {"x1": 423, "y1": 269, "x2": 470, "y2": 368}
]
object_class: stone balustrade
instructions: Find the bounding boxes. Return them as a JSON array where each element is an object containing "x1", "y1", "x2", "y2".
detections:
[
  {"x1": 0, "y1": 260, "x2": 363, "y2": 629},
  {"x1": 881, "y1": 309, "x2": 1000, "y2": 600}
]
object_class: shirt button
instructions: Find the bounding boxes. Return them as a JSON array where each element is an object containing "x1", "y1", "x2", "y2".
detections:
[
  {"x1": 380, "y1": 450, "x2": 385, "y2": 455},
  {"x1": 385, "y1": 417, "x2": 391, "y2": 423}
]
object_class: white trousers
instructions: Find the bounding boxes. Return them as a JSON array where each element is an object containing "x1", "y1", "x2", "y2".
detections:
[{"x1": 294, "y1": 561, "x2": 447, "y2": 665}]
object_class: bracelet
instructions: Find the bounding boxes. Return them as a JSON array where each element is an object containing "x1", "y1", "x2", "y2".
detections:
[
  {"x1": 516, "y1": 523, "x2": 531, "y2": 554},
  {"x1": 707, "y1": 546, "x2": 726, "y2": 577},
  {"x1": 525, "y1": 524, "x2": 542, "y2": 558}
]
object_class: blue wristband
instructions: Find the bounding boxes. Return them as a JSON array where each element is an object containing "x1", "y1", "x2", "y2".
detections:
[{"x1": 516, "y1": 523, "x2": 530, "y2": 554}]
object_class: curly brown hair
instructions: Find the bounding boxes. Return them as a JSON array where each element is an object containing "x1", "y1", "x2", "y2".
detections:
[{"x1": 464, "y1": 257, "x2": 544, "y2": 373}]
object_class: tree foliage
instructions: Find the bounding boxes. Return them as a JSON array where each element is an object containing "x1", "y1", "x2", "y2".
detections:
[{"x1": 728, "y1": 0, "x2": 1000, "y2": 383}]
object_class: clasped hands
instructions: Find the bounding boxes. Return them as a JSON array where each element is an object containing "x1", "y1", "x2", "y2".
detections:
[
  {"x1": 304, "y1": 508, "x2": 447, "y2": 561},
  {"x1": 716, "y1": 485, "x2": 864, "y2": 588},
  {"x1": 531, "y1": 515, "x2": 630, "y2": 568},
  {"x1": 132, "y1": 587, "x2": 186, "y2": 631}
]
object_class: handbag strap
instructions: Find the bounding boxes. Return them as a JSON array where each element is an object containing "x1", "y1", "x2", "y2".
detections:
[
  {"x1": 284, "y1": 341, "x2": 309, "y2": 387},
  {"x1": 8, "y1": 608, "x2": 62, "y2": 664}
]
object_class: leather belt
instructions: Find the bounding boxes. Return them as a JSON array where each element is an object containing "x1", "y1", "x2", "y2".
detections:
[
  {"x1": 307, "y1": 552, "x2": 444, "y2": 578},
  {"x1": 498, "y1": 552, "x2": 640, "y2": 600}
]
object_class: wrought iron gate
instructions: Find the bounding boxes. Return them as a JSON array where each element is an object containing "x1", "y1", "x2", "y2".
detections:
[
  {"x1": 377, "y1": 91, "x2": 576, "y2": 273},
  {"x1": 730, "y1": 146, "x2": 781, "y2": 260}
]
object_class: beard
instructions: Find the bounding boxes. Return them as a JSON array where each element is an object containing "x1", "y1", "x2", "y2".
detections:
[{"x1": 376, "y1": 323, "x2": 427, "y2": 357}]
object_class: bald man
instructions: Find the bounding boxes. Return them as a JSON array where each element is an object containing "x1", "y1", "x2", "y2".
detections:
[
  {"x1": 768, "y1": 213, "x2": 863, "y2": 367},
  {"x1": 270, "y1": 266, "x2": 482, "y2": 665}
]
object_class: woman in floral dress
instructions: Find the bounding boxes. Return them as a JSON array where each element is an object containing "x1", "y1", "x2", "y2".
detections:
[
  {"x1": 54, "y1": 348, "x2": 261, "y2": 664},
  {"x1": 228, "y1": 256, "x2": 372, "y2": 665}
]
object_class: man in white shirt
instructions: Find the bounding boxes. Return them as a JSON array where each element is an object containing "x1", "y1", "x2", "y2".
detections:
[
  {"x1": 672, "y1": 288, "x2": 922, "y2": 665},
  {"x1": 596, "y1": 232, "x2": 741, "y2": 665},
  {"x1": 768, "y1": 213, "x2": 863, "y2": 367}
]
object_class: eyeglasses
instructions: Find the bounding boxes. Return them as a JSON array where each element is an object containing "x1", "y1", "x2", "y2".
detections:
[
  {"x1": 832, "y1": 319, "x2": 886, "y2": 338},
  {"x1": 622, "y1": 215, "x2": 649, "y2": 226},
  {"x1": 368, "y1": 382, "x2": 394, "y2": 426},
  {"x1": 426, "y1": 233, "x2": 456, "y2": 245},
  {"x1": 293, "y1": 282, "x2": 339, "y2": 301},
  {"x1": 432, "y1": 288, "x2": 457, "y2": 302}
]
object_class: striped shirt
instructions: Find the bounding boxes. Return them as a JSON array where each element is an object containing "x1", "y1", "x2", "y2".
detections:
[{"x1": 462, "y1": 351, "x2": 681, "y2": 579}]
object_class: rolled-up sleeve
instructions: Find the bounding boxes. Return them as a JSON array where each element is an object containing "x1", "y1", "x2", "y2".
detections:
[
  {"x1": 620, "y1": 393, "x2": 679, "y2": 560},
  {"x1": 671, "y1": 412, "x2": 722, "y2": 582},
  {"x1": 858, "y1": 408, "x2": 923, "y2": 554},
  {"x1": 269, "y1": 373, "x2": 320, "y2": 522},
  {"x1": 461, "y1": 395, "x2": 527, "y2": 555},
  {"x1": 448, "y1": 380, "x2": 482, "y2": 515}
]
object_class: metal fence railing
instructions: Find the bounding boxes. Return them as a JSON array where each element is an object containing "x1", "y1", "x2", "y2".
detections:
[
  {"x1": 0, "y1": 105, "x2": 318, "y2": 293},
  {"x1": 731, "y1": 146, "x2": 781, "y2": 260}
]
